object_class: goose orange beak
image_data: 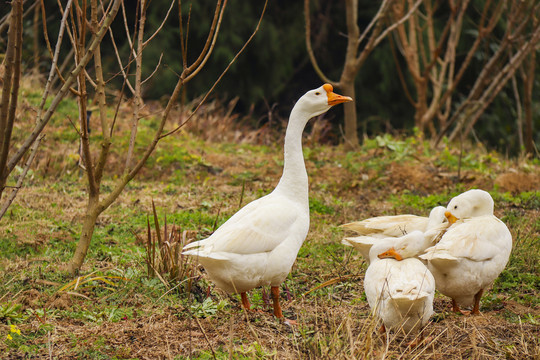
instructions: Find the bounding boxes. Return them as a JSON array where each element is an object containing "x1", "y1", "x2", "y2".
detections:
[
  {"x1": 323, "y1": 83, "x2": 353, "y2": 106},
  {"x1": 445, "y1": 211, "x2": 458, "y2": 225},
  {"x1": 378, "y1": 247, "x2": 403, "y2": 261}
]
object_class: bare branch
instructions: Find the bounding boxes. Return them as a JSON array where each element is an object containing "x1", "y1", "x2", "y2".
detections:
[
  {"x1": 0, "y1": 0, "x2": 23, "y2": 194},
  {"x1": 162, "y1": 0, "x2": 268, "y2": 140},
  {"x1": 142, "y1": 53, "x2": 164, "y2": 85},
  {"x1": 184, "y1": 0, "x2": 228, "y2": 82},
  {"x1": 124, "y1": 0, "x2": 148, "y2": 173},
  {"x1": 7, "y1": 0, "x2": 122, "y2": 174},
  {"x1": 108, "y1": 26, "x2": 136, "y2": 95},
  {"x1": 40, "y1": 0, "x2": 74, "y2": 111},
  {"x1": 184, "y1": 0, "x2": 224, "y2": 77},
  {"x1": 143, "y1": 0, "x2": 176, "y2": 47},
  {"x1": 373, "y1": 0, "x2": 422, "y2": 47},
  {"x1": 455, "y1": 23, "x2": 540, "y2": 141},
  {"x1": 304, "y1": 0, "x2": 336, "y2": 85},
  {"x1": 0, "y1": 135, "x2": 44, "y2": 218},
  {"x1": 91, "y1": 0, "x2": 111, "y2": 186}
]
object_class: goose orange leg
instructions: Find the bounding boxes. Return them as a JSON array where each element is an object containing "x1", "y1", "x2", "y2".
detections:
[
  {"x1": 451, "y1": 299, "x2": 470, "y2": 315},
  {"x1": 451, "y1": 298, "x2": 462, "y2": 313},
  {"x1": 240, "y1": 292, "x2": 251, "y2": 310},
  {"x1": 471, "y1": 289, "x2": 484, "y2": 315},
  {"x1": 271, "y1": 286, "x2": 297, "y2": 325}
]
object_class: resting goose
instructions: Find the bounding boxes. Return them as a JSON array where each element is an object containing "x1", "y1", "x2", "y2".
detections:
[
  {"x1": 364, "y1": 230, "x2": 437, "y2": 339},
  {"x1": 420, "y1": 189, "x2": 512, "y2": 315},
  {"x1": 183, "y1": 84, "x2": 351, "y2": 322},
  {"x1": 342, "y1": 206, "x2": 448, "y2": 263}
]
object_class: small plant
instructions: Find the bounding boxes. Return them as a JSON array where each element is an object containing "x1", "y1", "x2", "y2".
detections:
[
  {"x1": 0, "y1": 303, "x2": 26, "y2": 323},
  {"x1": 4, "y1": 324, "x2": 24, "y2": 349},
  {"x1": 189, "y1": 297, "x2": 228, "y2": 318},
  {"x1": 137, "y1": 200, "x2": 196, "y2": 291}
]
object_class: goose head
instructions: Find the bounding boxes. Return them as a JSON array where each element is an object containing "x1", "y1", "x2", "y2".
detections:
[
  {"x1": 445, "y1": 189, "x2": 494, "y2": 224},
  {"x1": 295, "y1": 84, "x2": 352, "y2": 119}
]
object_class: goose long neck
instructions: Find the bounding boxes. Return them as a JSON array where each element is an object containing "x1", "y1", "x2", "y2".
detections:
[{"x1": 275, "y1": 106, "x2": 311, "y2": 202}]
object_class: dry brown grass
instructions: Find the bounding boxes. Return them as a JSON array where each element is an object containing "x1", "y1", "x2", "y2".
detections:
[{"x1": 0, "y1": 88, "x2": 539, "y2": 359}]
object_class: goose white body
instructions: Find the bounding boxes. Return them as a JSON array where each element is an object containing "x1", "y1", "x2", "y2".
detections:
[
  {"x1": 364, "y1": 232, "x2": 435, "y2": 333},
  {"x1": 421, "y1": 215, "x2": 512, "y2": 307},
  {"x1": 365, "y1": 257, "x2": 435, "y2": 332},
  {"x1": 420, "y1": 189, "x2": 512, "y2": 310}
]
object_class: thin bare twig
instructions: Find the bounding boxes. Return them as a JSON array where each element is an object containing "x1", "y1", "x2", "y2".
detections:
[
  {"x1": 304, "y1": 0, "x2": 335, "y2": 85},
  {"x1": 7, "y1": 0, "x2": 122, "y2": 175},
  {"x1": 0, "y1": 135, "x2": 44, "y2": 218},
  {"x1": 160, "y1": 0, "x2": 267, "y2": 139}
]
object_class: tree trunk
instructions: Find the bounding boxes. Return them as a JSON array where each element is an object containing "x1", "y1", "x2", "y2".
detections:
[
  {"x1": 341, "y1": 78, "x2": 359, "y2": 149},
  {"x1": 68, "y1": 200, "x2": 101, "y2": 274},
  {"x1": 523, "y1": 51, "x2": 535, "y2": 155}
]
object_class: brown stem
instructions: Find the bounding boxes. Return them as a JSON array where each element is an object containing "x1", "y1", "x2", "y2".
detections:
[
  {"x1": 523, "y1": 48, "x2": 536, "y2": 154},
  {"x1": 452, "y1": 21, "x2": 540, "y2": 141},
  {"x1": 0, "y1": 135, "x2": 43, "y2": 219},
  {"x1": 304, "y1": 0, "x2": 336, "y2": 85},
  {"x1": 68, "y1": 202, "x2": 100, "y2": 274},
  {"x1": 124, "y1": 2, "x2": 146, "y2": 173},
  {"x1": 340, "y1": 78, "x2": 359, "y2": 149},
  {"x1": 0, "y1": 0, "x2": 23, "y2": 196},
  {"x1": 7, "y1": 0, "x2": 122, "y2": 174},
  {"x1": 91, "y1": 0, "x2": 110, "y2": 186}
]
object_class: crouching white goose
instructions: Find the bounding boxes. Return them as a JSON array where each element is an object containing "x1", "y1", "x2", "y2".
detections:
[
  {"x1": 183, "y1": 84, "x2": 352, "y2": 322},
  {"x1": 420, "y1": 189, "x2": 512, "y2": 315},
  {"x1": 364, "y1": 230, "x2": 437, "y2": 342},
  {"x1": 342, "y1": 206, "x2": 448, "y2": 263}
]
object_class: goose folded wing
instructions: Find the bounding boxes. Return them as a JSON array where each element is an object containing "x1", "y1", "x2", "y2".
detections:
[
  {"x1": 203, "y1": 199, "x2": 303, "y2": 255},
  {"x1": 424, "y1": 218, "x2": 507, "y2": 262},
  {"x1": 342, "y1": 215, "x2": 428, "y2": 237}
]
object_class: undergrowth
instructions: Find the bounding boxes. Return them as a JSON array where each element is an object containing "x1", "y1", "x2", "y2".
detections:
[{"x1": 0, "y1": 84, "x2": 539, "y2": 358}]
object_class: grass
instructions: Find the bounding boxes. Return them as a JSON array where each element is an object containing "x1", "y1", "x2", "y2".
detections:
[{"x1": 1, "y1": 85, "x2": 539, "y2": 358}]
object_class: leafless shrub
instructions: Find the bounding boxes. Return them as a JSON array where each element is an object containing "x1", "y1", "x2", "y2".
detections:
[{"x1": 135, "y1": 200, "x2": 195, "y2": 291}]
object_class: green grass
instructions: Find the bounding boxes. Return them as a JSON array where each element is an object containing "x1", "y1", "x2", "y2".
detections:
[{"x1": 1, "y1": 103, "x2": 539, "y2": 358}]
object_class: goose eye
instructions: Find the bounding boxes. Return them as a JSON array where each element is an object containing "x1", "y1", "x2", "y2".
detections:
[
  {"x1": 315, "y1": 92, "x2": 321, "y2": 95},
  {"x1": 454, "y1": 205, "x2": 458, "y2": 209}
]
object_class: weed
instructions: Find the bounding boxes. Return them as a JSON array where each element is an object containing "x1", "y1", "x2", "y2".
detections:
[
  {"x1": 189, "y1": 298, "x2": 228, "y2": 318},
  {"x1": 137, "y1": 200, "x2": 196, "y2": 293},
  {"x1": 310, "y1": 197, "x2": 335, "y2": 215},
  {"x1": 0, "y1": 303, "x2": 26, "y2": 324}
]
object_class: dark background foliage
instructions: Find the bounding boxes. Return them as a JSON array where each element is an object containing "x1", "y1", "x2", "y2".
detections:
[{"x1": 5, "y1": 0, "x2": 540, "y2": 154}]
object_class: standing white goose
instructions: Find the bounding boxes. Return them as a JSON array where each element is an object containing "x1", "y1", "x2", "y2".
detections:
[
  {"x1": 342, "y1": 206, "x2": 448, "y2": 263},
  {"x1": 364, "y1": 230, "x2": 437, "y2": 341},
  {"x1": 183, "y1": 84, "x2": 351, "y2": 322},
  {"x1": 420, "y1": 189, "x2": 512, "y2": 315}
]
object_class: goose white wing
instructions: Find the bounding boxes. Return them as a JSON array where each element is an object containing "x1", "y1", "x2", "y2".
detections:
[
  {"x1": 185, "y1": 194, "x2": 305, "y2": 255},
  {"x1": 341, "y1": 235, "x2": 380, "y2": 261},
  {"x1": 421, "y1": 216, "x2": 511, "y2": 262},
  {"x1": 342, "y1": 215, "x2": 429, "y2": 237}
]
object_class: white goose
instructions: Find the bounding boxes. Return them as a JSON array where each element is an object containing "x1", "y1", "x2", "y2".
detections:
[
  {"x1": 364, "y1": 230, "x2": 437, "y2": 338},
  {"x1": 342, "y1": 206, "x2": 448, "y2": 263},
  {"x1": 420, "y1": 189, "x2": 512, "y2": 315},
  {"x1": 183, "y1": 84, "x2": 351, "y2": 322}
]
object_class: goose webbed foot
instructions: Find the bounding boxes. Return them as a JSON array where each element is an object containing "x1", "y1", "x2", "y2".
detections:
[{"x1": 271, "y1": 286, "x2": 297, "y2": 326}]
